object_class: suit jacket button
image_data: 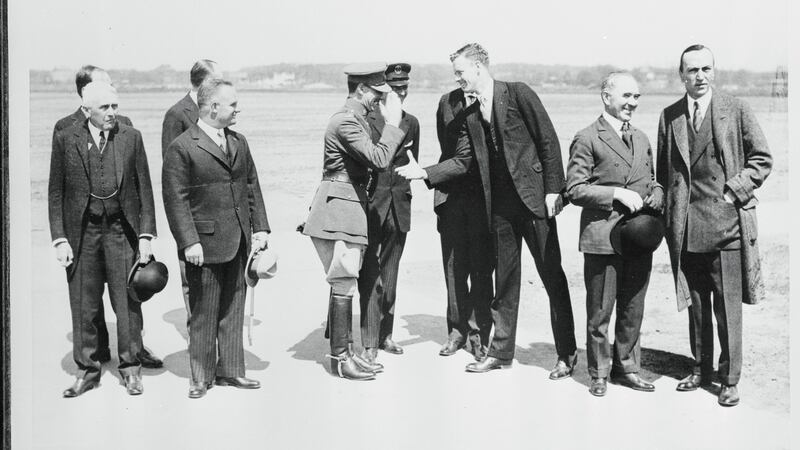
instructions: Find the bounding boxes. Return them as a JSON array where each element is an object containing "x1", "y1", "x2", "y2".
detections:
[{"x1": 615, "y1": 163, "x2": 620, "y2": 167}]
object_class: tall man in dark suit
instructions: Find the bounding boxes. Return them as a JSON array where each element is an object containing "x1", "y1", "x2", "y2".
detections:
[
  {"x1": 398, "y1": 43, "x2": 577, "y2": 377},
  {"x1": 357, "y1": 63, "x2": 419, "y2": 363},
  {"x1": 302, "y1": 63, "x2": 405, "y2": 380},
  {"x1": 49, "y1": 82, "x2": 156, "y2": 397},
  {"x1": 162, "y1": 79, "x2": 270, "y2": 399},
  {"x1": 161, "y1": 59, "x2": 221, "y2": 333},
  {"x1": 657, "y1": 45, "x2": 772, "y2": 407},
  {"x1": 51, "y1": 65, "x2": 162, "y2": 369},
  {"x1": 566, "y1": 72, "x2": 663, "y2": 397}
]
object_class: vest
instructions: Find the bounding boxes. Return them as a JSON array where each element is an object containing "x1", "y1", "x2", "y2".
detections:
[
  {"x1": 87, "y1": 134, "x2": 121, "y2": 217},
  {"x1": 483, "y1": 113, "x2": 523, "y2": 215},
  {"x1": 686, "y1": 110, "x2": 740, "y2": 252}
]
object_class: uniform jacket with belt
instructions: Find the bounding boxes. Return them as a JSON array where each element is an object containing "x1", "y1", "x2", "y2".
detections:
[
  {"x1": 302, "y1": 98, "x2": 405, "y2": 245},
  {"x1": 48, "y1": 120, "x2": 156, "y2": 277},
  {"x1": 161, "y1": 93, "x2": 199, "y2": 156},
  {"x1": 366, "y1": 109, "x2": 420, "y2": 233},
  {"x1": 656, "y1": 91, "x2": 772, "y2": 310},
  {"x1": 566, "y1": 116, "x2": 661, "y2": 254},
  {"x1": 162, "y1": 124, "x2": 270, "y2": 264}
]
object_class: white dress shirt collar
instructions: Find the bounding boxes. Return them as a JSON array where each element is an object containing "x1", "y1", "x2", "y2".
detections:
[
  {"x1": 197, "y1": 118, "x2": 225, "y2": 147},
  {"x1": 602, "y1": 111, "x2": 628, "y2": 139},
  {"x1": 189, "y1": 90, "x2": 198, "y2": 106},
  {"x1": 687, "y1": 88, "x2": 713, "y2": 122}
]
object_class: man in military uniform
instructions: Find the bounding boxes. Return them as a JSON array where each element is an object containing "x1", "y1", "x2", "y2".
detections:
[
  {"x1": 302, "y1": 63, "x2": 405, "y2": 380},
  {"x1": 357, "y1": 63, "x2": 419, "y2": 364}
]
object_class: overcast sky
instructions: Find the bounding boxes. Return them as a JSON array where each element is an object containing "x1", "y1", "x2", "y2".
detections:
[{"x1": 12, "y1": 0, "x2": 789, "y2": 72}]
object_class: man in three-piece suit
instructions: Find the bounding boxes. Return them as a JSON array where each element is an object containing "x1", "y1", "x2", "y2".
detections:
[
  {"x1": 657, "y1": 45, "x2": 772, "y2": 407},
  {"x1": 302, "y1": 63, "x2": 405, "y2": 380},
  {"x1": 357, "y1": 63, "x2": 420, "y2": 363},
  {"x1": 51, "y1": 65, "x2": 162, "y2": 369},
  {"x1": 398, "y1": 43, "x2": 577, "y2": 377},
  {"x1": 161, "y1": 59, "x2": 221, "y2": 333},
  {"x1": 566, "y1": 72, "x2": 663, "y2": 397},
  {"x1": 162, "y1": 79, "x2": 270, "y2": 399},
  {"x1": 49, "y1": 82, "x2": 156, "y2": 397}
]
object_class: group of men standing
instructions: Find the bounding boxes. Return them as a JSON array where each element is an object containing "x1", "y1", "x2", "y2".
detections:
[
  {"x1": 48, "y1": 41, "x2": 771, "y2": 408},
  {"x1": 49, "y1": 61, "x2": 270, "y2": 399}
]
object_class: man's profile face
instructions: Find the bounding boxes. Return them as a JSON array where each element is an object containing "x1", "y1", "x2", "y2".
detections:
[
  {"x1": 211, "y1": 85, "x2": 240, "y2": 127},
  {"x1": 680, "y1": 49, "x2": 715, "y2": 99},
  {"x1": 452, "y1": 55, "x2": 481, "y2": 93},
  {"x1": 602, "y1": 75, "x2": 640, "y2": 123}
]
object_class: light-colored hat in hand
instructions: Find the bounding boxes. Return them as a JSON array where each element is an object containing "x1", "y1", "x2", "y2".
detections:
[{"x1": 245, "y1": 247, "x2": 278, "y2": 287}]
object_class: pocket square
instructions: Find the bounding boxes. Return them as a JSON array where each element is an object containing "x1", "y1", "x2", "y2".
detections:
[{"x1": 404, "y1": 141, "x2": 414, "y2": 148}]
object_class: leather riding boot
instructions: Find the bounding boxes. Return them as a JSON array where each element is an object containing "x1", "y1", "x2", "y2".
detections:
[{"x1": 327, "y1": 295, "x2": 375, "y2": 381}]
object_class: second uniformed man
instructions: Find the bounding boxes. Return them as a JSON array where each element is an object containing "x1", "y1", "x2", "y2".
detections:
[
  {"x1": 302, "y1": 63, "x2": 405, "y2": 380},
  {"x1": 357, "y1": 63, "x2": 420, "y2": 364}
]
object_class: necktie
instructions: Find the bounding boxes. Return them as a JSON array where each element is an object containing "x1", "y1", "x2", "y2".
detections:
[
  {"x1": 621, "y1": 122, "x2": 633, "y2": 151},
  {"x1": 98, "y1": 131, "x2": 106, "y2": 153},
  {"x1": 218, "y1": 130, "x2": 232, "y2": 165},
  {"x1": 692, "y1": 101, "x2": 702, "y2": 132},
  {"x1": 478, "y1": 95, "x2": 491, "y2": 123}
]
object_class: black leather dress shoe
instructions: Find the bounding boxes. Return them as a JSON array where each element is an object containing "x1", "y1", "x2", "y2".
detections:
[
  {"x1": 214, "y1": 376, "x2": 261, "y2": 389},
  {"x1": 439, "y1": 339, "x2": 465, "y2": 356},
  {"x1": 465, "y1": 356, "x2": 512, "y2": 373},
  {"x1": 676, "y1": 374, "x2": 708, "y2": 392},
  {"x1": 380, "y1": 338, "x2": 404, "y2": 355},
  {"x1": 123, "y1": 374, "x2": 143, "y2": 396},
  {"x1": 138, "y1": 350, "x2": 163, "y2": 369},
  {"x1": 589, "y1": 377, "x2": 607, "y2": 397},
  {"x1": 612, "y1": 373, "x2": 655, "y2": 392},
  {"x1": 63, "y1": 378, "x2": 99, "y2": 398},
  {"x1": 718, "y1": 384, "x2": 740, "y2": 407},
  {"x1": 188, "y1": 382, "x2": 208, "y2": 399},
  {"x1": 549, "y1": 353, "x2": 578, "y2": 380}
]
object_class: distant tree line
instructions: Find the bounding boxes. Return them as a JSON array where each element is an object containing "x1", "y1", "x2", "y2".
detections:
[{"x1": 31, "y1": 63, "x2": 783, "y2": 96}]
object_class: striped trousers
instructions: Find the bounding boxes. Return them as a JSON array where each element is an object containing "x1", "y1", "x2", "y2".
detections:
[
  {"x1": 358, "y1": 203, "x2": 407, "y2": 348},
  {"x1": 185, "y1": 238, "x2": 247, "y2": 383}
]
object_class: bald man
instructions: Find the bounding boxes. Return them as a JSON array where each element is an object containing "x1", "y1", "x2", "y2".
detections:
[{"x1": 49, "y1": 82, "x2": 157, "y2": 397}]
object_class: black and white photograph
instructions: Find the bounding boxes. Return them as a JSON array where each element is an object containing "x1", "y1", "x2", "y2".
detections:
[{"x1": 5, "y1": 0, "x2": 796, "y2": 448}]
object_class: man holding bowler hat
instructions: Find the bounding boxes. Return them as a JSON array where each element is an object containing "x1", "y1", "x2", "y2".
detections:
[{"x1": 566, "y1": 71, "x2": 663, "y2": 397}]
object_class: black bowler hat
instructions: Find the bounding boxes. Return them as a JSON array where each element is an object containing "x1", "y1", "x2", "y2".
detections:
[
  {"x1": 610, "y1": 209, "x2": 665, "y2": 257},
  {"x1": 343, "y1": 62, "x2": 392, "y2": 93},
  {"x1": 127, "y1": 258, "x2": 169, "y2": 303},
  {"x1": 385, "y1": 63, "x2": 411, "y2": 87}
]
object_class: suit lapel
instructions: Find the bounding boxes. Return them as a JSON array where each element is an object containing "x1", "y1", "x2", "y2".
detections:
[
  {"x1": 111, "y1": 125, "x2": 126, "y2": 186},
  {"x1": 73, "y1": 122, "x2": 91, "y2": 179},
  {"x1": 465, "y1": 101, "x2": 492, "y2": 219},
  {"x1": 625, "y1": 126, "x2": 648, "y2": 184},
  {"x1": 225, "y1": 129, "x2": 238, "y2": 167},
  {"x1": 672, "y1": 98, "x2": 691, "y2": 167},
  {"x1": 710, "y1": 94, "x2": 731, "y2": 174},
  {"x1": 493, "y1": 81, "x2": 508, "y2": 132},
  {"x1": 597, "y1": 116, "x2": 633, "y2": 166},
  {"x1": 194, "y1": 126, "x2": 231, "y2": 170}
]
